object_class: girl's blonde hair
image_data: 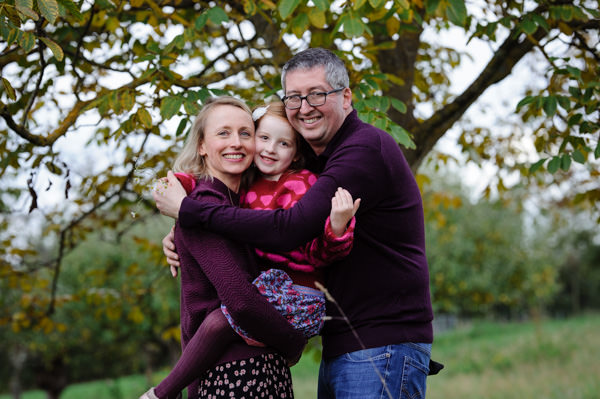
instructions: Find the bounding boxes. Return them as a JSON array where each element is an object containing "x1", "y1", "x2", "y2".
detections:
[
  {"x1": 173, "y1": 96, "x2": 253, "y2": 180},
  {"x1": 252, "y1": 101, "x2": 310, "y2": 172}
]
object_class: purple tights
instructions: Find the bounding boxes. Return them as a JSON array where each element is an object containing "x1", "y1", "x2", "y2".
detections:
[{"x1": 154, "y1": 308, "x2": 238, "y2": 399}]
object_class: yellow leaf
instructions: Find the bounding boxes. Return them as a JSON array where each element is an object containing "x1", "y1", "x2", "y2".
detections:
[
  {"x1": 40, "y1": 37, "x2": 64, "y2": 61},
  {"x1": 386, "y1": 15, "x2": 400, "y2": 36},
  {"x1": 137, "y1": 108, "x2": 153, "y2": 128},
  {"x1": 308, "y1": 8, "x2": 326, "y2": 28}
]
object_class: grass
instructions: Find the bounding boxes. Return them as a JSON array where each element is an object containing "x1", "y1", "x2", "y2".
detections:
[
  {"x1": 427, "y1": 313, "x2": 600, "y2": 399},
  {"x1": 2, "y1": 314, "x2": 598, "y2": 399}
]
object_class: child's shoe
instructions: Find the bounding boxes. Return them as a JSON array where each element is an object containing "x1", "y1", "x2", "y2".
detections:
[{"x1": 139, "y1": 387, "x2": 159, "y2": 399}]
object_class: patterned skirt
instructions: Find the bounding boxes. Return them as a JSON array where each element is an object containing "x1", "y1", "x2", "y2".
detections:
[
  {"x1": 197, "y1": 353, "x2": 294, "y2": 398},
  {"x1": 221, "y1": 268, "x2": 326, "y2": 346}
]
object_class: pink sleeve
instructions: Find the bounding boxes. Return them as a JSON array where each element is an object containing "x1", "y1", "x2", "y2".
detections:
[{"x1": 297, "y1": 216, "x2": 355, "y2": 268}]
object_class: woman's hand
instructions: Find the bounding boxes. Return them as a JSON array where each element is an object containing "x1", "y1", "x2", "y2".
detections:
[
  {"x1": 162, "y1": 226, "x2": 180, "y2": 277},
  {"x1": 153, "y1": 170, "x2": 187, "y2": 219}
]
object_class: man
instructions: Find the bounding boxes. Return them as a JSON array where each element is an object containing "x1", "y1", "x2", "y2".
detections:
[{"x1": 155, "y1": 48, "x2": 438, "y2": 398}]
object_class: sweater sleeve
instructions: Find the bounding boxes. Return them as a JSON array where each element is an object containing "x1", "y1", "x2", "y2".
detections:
[
  {"x1": 298, "y1": 216, "x2": 356, "y2": 268},
  {"x1": 177, "y1": 214, "x2": 305, "y2": 359},
  {"x1": 179, "y1": 143, "x2": 387, "y2": 252}
]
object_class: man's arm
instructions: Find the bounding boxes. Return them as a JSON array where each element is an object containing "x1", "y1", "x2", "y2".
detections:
[{"x1": 157, "y1": 145, "x2": 386, "y2": 252}]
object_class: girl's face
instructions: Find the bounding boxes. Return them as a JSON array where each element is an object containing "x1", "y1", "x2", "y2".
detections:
[
  {"x1": 199, "y1": 104, "x2": 255, "y2": 191},
  {"x1": 254, "y1": 114, "x2": 299, "y2": 181}
]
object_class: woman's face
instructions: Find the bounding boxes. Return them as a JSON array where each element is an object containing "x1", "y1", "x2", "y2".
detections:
[
  {"x1": 199, "y1": 104, "x2": 255, "y2": 190},
  {"x1": 254, "y1": 114, "x2": 298, "y2": 181}
]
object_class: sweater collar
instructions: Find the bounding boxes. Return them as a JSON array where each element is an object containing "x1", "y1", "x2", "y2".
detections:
[{"x1": 317, "y1": 109, "x2": 360, "y2": 159}]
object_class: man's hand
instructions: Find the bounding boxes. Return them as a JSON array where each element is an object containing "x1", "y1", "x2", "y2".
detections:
[
  {"x1": 330, "y1": 187, "x2": 361, "y2": 237},
  {"x1": 163, "y1": 226, "x2": 180, "y2": 277},
  {"x1": 153, "y1": 171, "x2": 186, "y2": 219}
]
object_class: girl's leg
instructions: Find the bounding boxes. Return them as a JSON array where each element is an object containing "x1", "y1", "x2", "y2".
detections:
[{"x1": 154, "y1": 308, "x2": 239, "y2": 399}]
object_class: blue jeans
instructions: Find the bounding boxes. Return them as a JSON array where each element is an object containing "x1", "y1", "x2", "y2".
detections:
[{"x1": 318, "y1": 343, "x2": 432, "y2": 399}]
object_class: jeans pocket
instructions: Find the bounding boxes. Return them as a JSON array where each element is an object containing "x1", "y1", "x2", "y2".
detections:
[
  {"x1": 344, "y1": 346, "x2": 391, "y2": 363},
  {"x1": 400, "y1": 355, "x2": 429, "y2": 399}
]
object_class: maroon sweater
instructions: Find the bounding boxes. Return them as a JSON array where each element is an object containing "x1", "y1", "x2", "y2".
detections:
[
  {"x1": 179, "y1": 110, "x2": 433, "y2": 358},
  {"x1": 174, "y1": 177, "x2": 305, "y2": 367}
]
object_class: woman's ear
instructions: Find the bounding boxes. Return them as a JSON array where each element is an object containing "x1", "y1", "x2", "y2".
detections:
[{"x1": 198, "y1": 143, "x2": 206, "y2": 156}]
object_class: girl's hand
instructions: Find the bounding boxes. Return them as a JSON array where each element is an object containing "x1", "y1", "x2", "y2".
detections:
[{"x1": 330, "y1": 187, "x2": 361, "y2": 237}]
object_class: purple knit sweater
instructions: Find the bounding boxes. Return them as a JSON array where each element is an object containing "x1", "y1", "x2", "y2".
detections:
[
  {"x1": 174, "y1": 177, "x2": 305, "y2": 368},
  {"x1": 179, "y1": 110, "x2": 433, "y2": 358}
]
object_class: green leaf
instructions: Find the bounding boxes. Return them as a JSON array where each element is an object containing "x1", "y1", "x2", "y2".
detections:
[
  {"x1": 339, "y1": 12, "x2": 365, "y2": 37},
  {"x1": 560, "y1": 154, "x2": 571, "y2": 171},
  {"x1": 390, "y1": 124, "x2": 415, "y2": 149},
  {"x1": 595, "y1": 142, "x2": 600, "y2": 159},
  {"x1": 278, "y1": 0, "x2": 300, "y2": 19},
  {"x1": 56, "y1": 0, "x2": 83, "y2": 22},
  {"x1": 369, "y1": 0, "x2": 386, "y2": 7},
  {"x1": 556, "y1": 95, "x2": 570, "y2": 111},
  {"x1": 312, "y1": 0, "x2": 330, "y2": 12},
  {"x1": 425, "y1": 0, "x2": 441, "y2": 15},
  {"x1": 195, "y1": 14, "x2": 208, "y2": 30},
  {"x1": 183, "y1": 97, "x2": 200, "y2": 115},
  {"x1": 391, "y1": 98, "x2": 407, "y2": 113},
  {"x1": 516, "y1": 95, "x2": 534, "y2": 110},
  {"x1": 160, "y1": 96, "x2": 184, "y2": 120},
  {"x1": 520, "y1": 17, "x2": 537, "y2": 35},
  {"x1": 290, "y1": 13, "x2": 309, "y2": 37},
  {"x1": 206, "y1": 6, "x2": 228, "y2": 25},
  {"x1": 176, "y1": 118, "x2": 188, "y2": 136},
  {"x1": 572, "y1": 150, "x2": 585, "y2": 164},
  {"x1": 1, "y1": 77, "x2": 16, "y2": 100},
  {"x1": 37, "y1": 0, "x2": 60, "y2": 23},
  {"x1": 137, "y1": 108, "x2": 153, "y2": 129},
  {"x1": 17, "y1": 31, "x2": 35, "y2": 52},
  {"x1": 547, "y1": 156, "x2": 561, "y2": 173},
  {"x1": 447, "y1": 0, "x2": 467, "y2": 26},
  {"x1": 40, "y1": 37, "x2": 64, "y2": 61},
  {"x1": 529, "y1": 158, "x2": 546, "y2": 173},
  {"x1": 567, "y1": 113, "x2": 582, "y2": 127},
  {"x1": 353, "y1": 0, "x2": 367, "y2": 10},
  {"x1": 542, "y1": 96, "x2": 557, "y2": 116}
]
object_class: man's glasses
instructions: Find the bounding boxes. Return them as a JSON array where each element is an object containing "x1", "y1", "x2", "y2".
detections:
[{"x1": 281, "y1": 88, "x2": 345, "y2": 110}]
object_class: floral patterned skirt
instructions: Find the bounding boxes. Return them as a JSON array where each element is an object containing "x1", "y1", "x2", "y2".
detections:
[{"x1": 198, "y1": 353, "x2": 294, "y2": 398}]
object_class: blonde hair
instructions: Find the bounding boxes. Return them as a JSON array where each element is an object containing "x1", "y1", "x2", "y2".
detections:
[
  {"x1": 173, "y1": 96, "x2": 253, "y2": 180},
  {"x1": 252, "y1": 101, "x2": 310, "y2": 172}
]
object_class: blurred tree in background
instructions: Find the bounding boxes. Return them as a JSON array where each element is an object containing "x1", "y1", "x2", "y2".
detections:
[
  {"x1": 0, "y1": 218, "x2": 180, "y2": 398},
  {"x1": 1, "y1": 0, "x2": 599, "y2": 396}
]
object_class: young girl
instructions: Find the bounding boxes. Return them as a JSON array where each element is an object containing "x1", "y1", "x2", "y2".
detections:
[{"x1": 142, "y1": 102, "x2": 360, "y2": 399}]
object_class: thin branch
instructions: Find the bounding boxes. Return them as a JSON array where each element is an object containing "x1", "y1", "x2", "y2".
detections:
[
  {"x1": 20, "y1": 21, "x2": 48, "y2": 127},
  {"x1": 47, "y1": 130, "x2": 152, "y2": 315},
  {"x1": 235, "y1": 23, "x2": 277, "y2": 93},
  {"x1": 1, "y1": 73, "x2": 156, "y2": 146}
]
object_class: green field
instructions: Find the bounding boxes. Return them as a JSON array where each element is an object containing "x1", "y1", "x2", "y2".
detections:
[{"x1": 3, "y1": 313, "x2": 598, "y2": 399}]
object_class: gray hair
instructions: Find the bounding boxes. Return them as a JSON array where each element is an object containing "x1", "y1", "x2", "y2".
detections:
[{"x1": 281, "y1": 48, "x2": 349, "y2": 92}]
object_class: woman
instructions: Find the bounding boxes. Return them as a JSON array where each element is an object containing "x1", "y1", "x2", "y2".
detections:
[{"x1": 148, "y1": 96, "x2": 305, "y2": 399}]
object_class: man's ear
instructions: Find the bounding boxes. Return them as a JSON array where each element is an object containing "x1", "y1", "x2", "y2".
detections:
[{"x1": 342, "y1": 87, "x2": 353, "y2": 110}]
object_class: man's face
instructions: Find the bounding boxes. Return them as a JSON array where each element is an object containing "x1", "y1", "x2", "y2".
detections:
[{"x1": 283, "y1": 66, "x2": 352, "y2": 155}]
